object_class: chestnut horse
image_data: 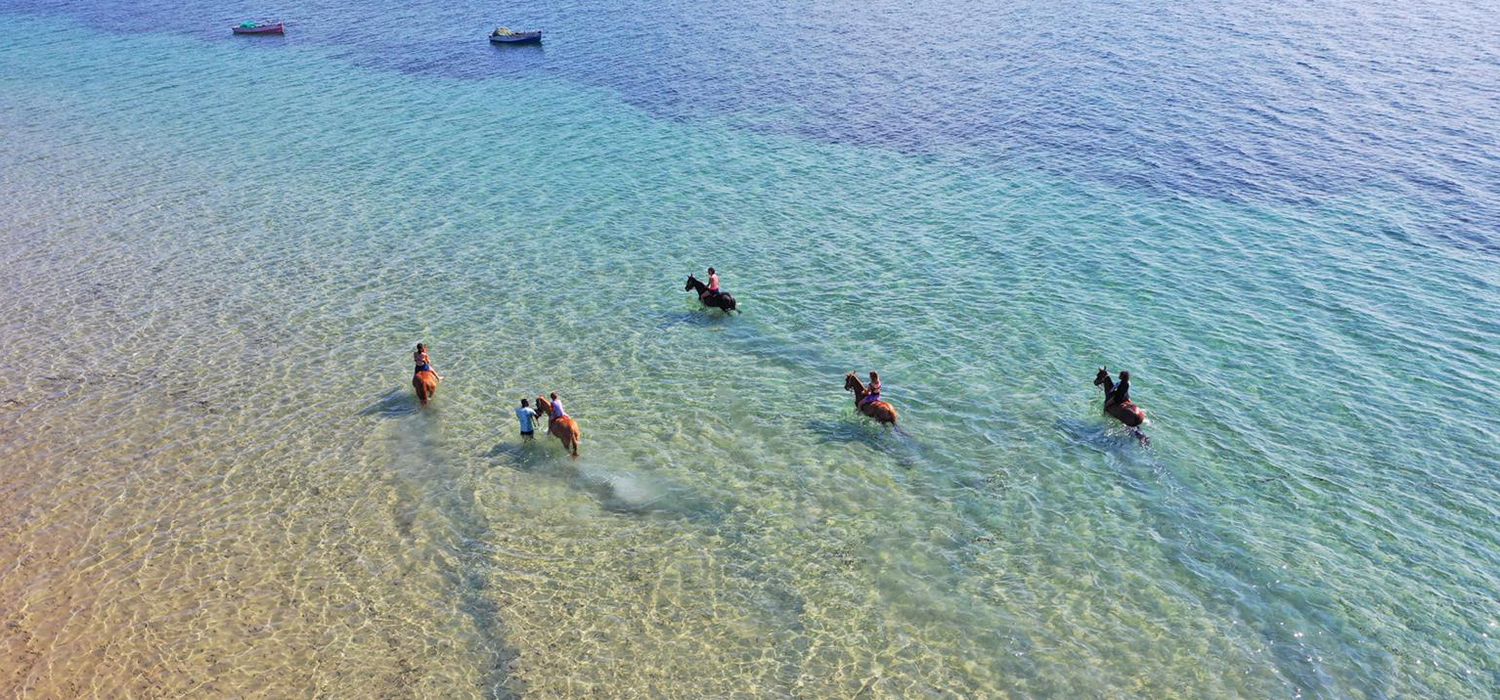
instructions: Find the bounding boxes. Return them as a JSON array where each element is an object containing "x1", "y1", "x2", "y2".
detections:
[
  {"x1": 533, "y1": 396, "x2": 582, "y2": 458},
  {"x1": 413, "y1": 370, "x2": 439, "y2": 407},
  {"x1": 844, "y1": 373, "x2": 898, "y2": 425},
  {"x1": 1093, "y1": 367, "x2": 1148, "y2": 445}
]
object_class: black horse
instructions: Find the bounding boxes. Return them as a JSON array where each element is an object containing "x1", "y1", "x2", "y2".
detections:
[
  {"x1": 685, "y1": 274, "x2": 739, "y2": 314},
  {"x1": 1093, "y1": 367, "x2": 1149, "y2": 445}
]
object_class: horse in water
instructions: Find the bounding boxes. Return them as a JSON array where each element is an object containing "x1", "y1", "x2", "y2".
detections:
[
  {"x1": 534, "y1": 396, "x2": 582, "y2": 458},
  {"x1": 412, "y1": 370, "x2": 439, "y2": 407},
  {"x1": 684, "y1": 274, "x2": 738, "y2": 314},
  {"x1": 1093, "y1": 367, "x2": 1148, "y2": 444},
  {"x1": 844, "y1": 373, "x2": 898, "y2": 426}
]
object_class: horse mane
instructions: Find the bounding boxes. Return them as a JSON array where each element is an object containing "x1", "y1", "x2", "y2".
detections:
[{"x1": 844, "y1": 372, "x2": 868, "y2": 398}]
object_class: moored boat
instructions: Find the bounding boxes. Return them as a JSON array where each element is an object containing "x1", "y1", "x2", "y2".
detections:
[
  {"x1": 489, "y1": 27, "x2": 542, "y2": 44},
  {"x1": 232, "y1": 21, "x2": 284, "y2": 35}
]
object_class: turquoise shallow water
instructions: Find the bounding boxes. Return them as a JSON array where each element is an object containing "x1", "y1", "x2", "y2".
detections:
[{"x1": 1, "y1": 5, "x2": 1497, "y2": 698}]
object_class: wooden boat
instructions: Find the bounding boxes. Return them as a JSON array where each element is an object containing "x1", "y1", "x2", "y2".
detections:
[
  {"x1": 489, "y1": 27, "x2": 542, "y2": 44},
  {"x1": 232, "y1": 21, "x2": 284, "y2": 35}
]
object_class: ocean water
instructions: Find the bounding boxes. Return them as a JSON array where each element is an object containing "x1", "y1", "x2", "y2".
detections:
[{"x1": 1, "y1": 1, "x2": 1497, "y2": 697}]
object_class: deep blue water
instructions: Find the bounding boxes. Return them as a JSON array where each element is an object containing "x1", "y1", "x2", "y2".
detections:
[{"x1": 18, "y1": 0, "x2": 1500, "y2": 254}]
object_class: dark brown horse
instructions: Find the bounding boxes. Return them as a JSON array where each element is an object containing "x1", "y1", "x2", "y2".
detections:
[
  {"x1": 1094, "y1": 367, "x2": 1148, "y2": 444},
  {"x1": 412, "y1": 370, "x2": 439, "y2": 407},
  {"x1": 844, "y1": 373, "x2": 898, "y2": 425},
  {"x1": 685, "y1": 274, "x2": 739, "y2": 314},
  {"x1": 534, "y1": 396, "x2": 581, "y2": 458}
]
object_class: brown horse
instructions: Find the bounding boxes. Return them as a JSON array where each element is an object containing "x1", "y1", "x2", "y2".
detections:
[
  {"x1": 1093, "y1": 367, "x2": 1148, "y2": 445},
  {"x1": 844, "y1": 373, "x2": 898, "y2": 425},
  {"x1": 413, "y1": 370, "x2": 439, "y2": 407},
  {"x1": 534, "y1": 396, "x2": 582, "y2": 458}
]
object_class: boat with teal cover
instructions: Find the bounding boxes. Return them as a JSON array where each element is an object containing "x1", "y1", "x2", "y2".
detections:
[{"x1": 232, "y1": 20, "x2": 284, "y2": 35}]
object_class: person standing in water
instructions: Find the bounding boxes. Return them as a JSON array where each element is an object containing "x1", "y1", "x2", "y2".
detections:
[
  {"x1": 413, "y1": 343, "x2": 443, "y2": 381},
  {"x1": 515, "y1": 398, "x2": 538, "y2": 440}
]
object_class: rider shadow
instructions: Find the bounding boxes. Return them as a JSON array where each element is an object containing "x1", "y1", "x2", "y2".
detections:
[{"x1": 358, "y1": 387, "x2": 421, "y2": 418}]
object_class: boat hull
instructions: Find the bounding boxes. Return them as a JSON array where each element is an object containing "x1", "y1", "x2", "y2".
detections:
[
  {"x1": 232, "y1": 23, "x2": 284, "y2": 35},
  {"x1": 489, "y1": 31, "x2": 541, "y2": 44}
]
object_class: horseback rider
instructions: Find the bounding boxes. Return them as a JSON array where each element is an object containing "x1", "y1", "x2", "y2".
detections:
[
  {"x1": 704, "y1": 267, "x2": 721, "y2": 301},
  {"x1": 861, "y1": 371, "x2": 883, "y2": 407},
  {"x1": 1108, "y1": 370, "x2": 1131, "y2": 406},
  {"x1": 548, "y1": 392, "x2": 567, "y2": 419},
  {"x1": 413, "y1": 343, "x2": 443, "y2": 381}
]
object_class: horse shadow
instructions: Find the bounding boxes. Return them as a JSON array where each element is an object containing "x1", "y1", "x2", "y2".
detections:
[
  {"x1": 807, "y1": 418, "x2": 872, "y2": 445},
  {"x1": 483, "y1": 439, "x2": 557, "y2": 474},
  {"x1": 358, "y1": 387, "x2": 420, "y2": 418},
  {"x1": 1054, "y1": 416, "x2": 1150, "y2": 452},
  {"x1": 806, "y1": 416, "x2": 908, "y2": 446},
  {"x1": 655, "y1": 308, "x2": 733, "y2": 332}
]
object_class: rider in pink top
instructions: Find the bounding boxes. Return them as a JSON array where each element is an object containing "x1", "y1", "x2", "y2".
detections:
[
  {"x1": 707, "y1": 267, "x2": 720, "y2": 296},
  {"x1": 862, "y1": 371, "x2": 882, "y2": 406}
]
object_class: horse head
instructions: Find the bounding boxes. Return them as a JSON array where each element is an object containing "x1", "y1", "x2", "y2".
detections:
[
  {"x1": 684, "y1": 274, "x2": 702, "y2": 293},
  {"x1": 844, "y1": 372, "x2": 862, "y2": 394},
  {"x1": 1093, "y1": 367, "x2": 1110, "y2": 386},
  {"x1": 535, "y1": 396, "x2": 552, "y2": 418}
]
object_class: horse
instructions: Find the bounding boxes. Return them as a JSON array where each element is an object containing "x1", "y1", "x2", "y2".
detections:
[
  {"x1": 844, "y1": 372, "x2": 898, "y2": 425},
  {"x1": 533, "y1": 396, "x2": 581, "y2": 458},
  {"x1": 1093, "y1": 367, "x2": 1149, "y2": 445},
  {"x1": 412, "y1": 370, "x2": 439, "y2": 407},
  {"x1": 684, "y1": 274, "x2": 738, "y2": 314}
]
